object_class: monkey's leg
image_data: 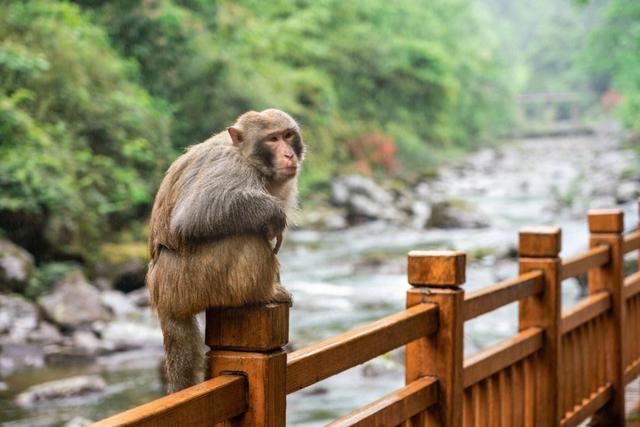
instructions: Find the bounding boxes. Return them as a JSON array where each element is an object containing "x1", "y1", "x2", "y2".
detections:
[{"x1": 158, "y1": 311, "x2": 203, "y2": 393}]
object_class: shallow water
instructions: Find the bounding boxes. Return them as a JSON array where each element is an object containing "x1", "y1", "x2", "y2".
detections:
[{"x1": 1, "y1": 134, "x2": 637, "y2": 426}]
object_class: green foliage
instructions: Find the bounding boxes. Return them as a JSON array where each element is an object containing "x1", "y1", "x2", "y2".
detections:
[
  {"x1": 1, "y1": 0, "x2": 513, "y2": 262},
  {"x1": 586, "y1": 1, "x2": 640, "y2": 133},
  {"x1": 24, "y1": 262, "x2": 79, "y2": 299},
  {"x1": 0, "y1": 1, "x2": 172, "y2": 259}
]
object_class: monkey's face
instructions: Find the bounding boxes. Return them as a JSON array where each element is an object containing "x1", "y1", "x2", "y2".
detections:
[
  {"x1": 229, "y1": 109, "x2": 305, "y2": 182},
  {"x1": 258, "y1": 128, "x2": 303, "y2": 181}
]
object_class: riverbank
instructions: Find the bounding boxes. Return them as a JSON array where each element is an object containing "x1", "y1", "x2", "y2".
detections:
[{"x1": 1, "y1": 128, "x2": 638, "y2": 426}]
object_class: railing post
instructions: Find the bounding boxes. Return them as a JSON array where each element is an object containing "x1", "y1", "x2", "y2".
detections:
[
  {"x1": 588, "y1": 209, "x2": 625, "y2": 426},
  {"x1": 518, "y1": 226, "x2": 562, "y2": 427},
  {"x1": 205, "y1": 302, "x2": 289, "y2": 426},
  {"x1": 405, "y1": 250, "x2": 465, "y2": 427}
]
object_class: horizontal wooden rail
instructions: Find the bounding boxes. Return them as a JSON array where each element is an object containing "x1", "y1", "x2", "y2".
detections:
[
  {"x1": 560, "y1": 384, "x2": 612, "y2": 427},
  {"x1": 89, "y1": 375, "x2": 246, "y2": 427},
  {"x1": 624, "y1": 270, "x2": 640, "y2": 300},
  {"x1": 560, "y1": 245, "x2": 610, "y2": 281},
  {"x1": 623, "y1": 229, "x2": 640, "y2": 254},
  {"x1": 286, "y1": 303, "x2": 439, "y2": 394},
  {"x1": 463, "y1": 327, "x2": 543, "y2": 388},
  {"x1": 464, "y1": 271, "x2": 543, "y2": 320},
  {"x1": 326, "y1": 377, "x2": 439, "y2": 426},
  {"x1": 626, "y1": 357, "x2": 640, "y2": 385},
  {"x1": 561, "y1": 292, "x2": 611, "y2": 335}
]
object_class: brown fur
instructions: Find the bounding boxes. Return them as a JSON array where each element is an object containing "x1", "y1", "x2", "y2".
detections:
[{"x1": 147, "y1": 109, "x2": 303, "y2": 393}]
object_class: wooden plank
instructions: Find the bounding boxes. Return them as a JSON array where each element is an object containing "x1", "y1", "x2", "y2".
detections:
[
  {"x1": 625, "y1": 356, "x2": 640, "y2": 385},
  {"x1": 624, "y1": 270, "x2": 640, "y2": 300},
  {"x1": 407, "y1": 250, "x2": 466, "y2": 286},
  {"x1": 209, "y1": 350, "x2": 286, "y2": 426},
  {"x1": 464, "y1": 271, "x2": 544, "y2": 320},
  {"x1": 463, "y1": 327, "x2": 543, "y2": 388},
  {"x1": 89, "y1": 375, "x2": 246, "y2": 427},
  {"x1": 327, "y1": 377, "x2": 439, "y2": 426},
  {"x1": 518, "y1": 225, "x2": 562, "y2": 426},
  {"x1": 205, "y1": 302, "x2": 289, "y2": 351},
  {"x1": 560, "y1": 384, "x2": 612, "y2": 427},
  {"x1": 560, "y1": 292, "x2": 611, "y2": 335},
  {"x1": 623, "y1": 229, "x2": 640, "y2": 254},
  {"x1": 518, "y1": 226, "x2": 562, "y2": 257},
  {"x1": 560, "y1": 245, "x2": 610, "y2": 280},
  {"x1": 587, "y1": 209, "x2": 625, "y2": 424},
  {"x1": 405, "y1": 286, "x2": 465, "y2": 427},
  {"x1": 286, "y1": 303, "x2": 438, "y2": 394}
]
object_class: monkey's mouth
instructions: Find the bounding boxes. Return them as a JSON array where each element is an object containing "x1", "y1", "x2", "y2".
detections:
[{"x1": 279, "y1": 166, "x2": 298, "y2": 176}]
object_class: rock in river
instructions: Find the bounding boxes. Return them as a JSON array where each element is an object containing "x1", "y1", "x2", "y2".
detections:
[
  {"x1": 0, "y1": 239, "x2": 35, "y2": 292},
  {"x1": 14, "y1": 374, "x2": 107, "y2": 407},
  {"x1": 38, "y1": 271, "x2": 112, "y2": 329}
]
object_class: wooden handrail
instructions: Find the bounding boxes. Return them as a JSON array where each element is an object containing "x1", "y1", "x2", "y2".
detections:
[
  {"x1": 623, "y1": 229, "x2": 640, "y2": 254},
  {"x1": 560, "y1": 245, "x2": 610, "y2": 280},
  {"x1": 89, "y1": 375, "x2": 246, "y2": 427},
  {"x1": 326, "y1": 377, "x2": 439, "y2": 426},
  {"x1": 561, "y1": 292, "x2": 611, "y2": 335},
  {"x1": 464, "y1": 271, "x2": 543, "y2": 320},
  {"x1": 286, "y1": 303, "x2": 438, "y2": 394},
  {"x1": 624, "y1": 270, "x2": 640, "y2": 300},
  {"x1": 463, "y1": 327, "x2": 543, "y2": 388},
  {"x1": 560, "y1": 384, "x2": 612, "y2": 427}
]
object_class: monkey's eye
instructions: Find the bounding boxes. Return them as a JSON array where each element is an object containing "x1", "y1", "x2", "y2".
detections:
[
  {"x1": 269, "y1": 135, "x2": 279, "y2": 142},
  {"x1": 283, "y1": 131, "x2": 294, "y2": 140}
]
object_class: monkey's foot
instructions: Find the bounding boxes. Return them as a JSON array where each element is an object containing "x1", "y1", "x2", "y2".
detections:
[{"x1": 271, "y1": 286, "x2": 293, "y2": 307}]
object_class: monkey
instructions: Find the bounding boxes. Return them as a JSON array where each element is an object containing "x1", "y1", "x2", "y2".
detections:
[{"x1": 146, "y1": 109, "x2": 304, "y2": 393}]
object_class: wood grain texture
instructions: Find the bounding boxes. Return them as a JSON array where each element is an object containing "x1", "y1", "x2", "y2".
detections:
[
  {"x1": 560, "y1": 292, "x2": 610, "y2": 335},
  {"x1": 587, "y1": 209, "x2": 625, "y2": 426},
  {"x1": 560, "y1": 384, "x2": 612, "y2": 427},
  {"x1": 407, "y1": 250, "x2": 466, "y2": 286},
  {"x1": 587, "y1": 209, "x2": 624, "y2": 233},
  {"x1": 286, "y1": 303, "x2": 438, "y2": 394},
  {"x1": 463, "y1": 271, "x2": 543, "y2": 321},
  {"x1": 406, "y1": 286, "x2": 464, "y2": 427},
  {"x1": 560, "y1": 245, "x2": 610, "y2": 281},
  {"x1": 327, "y1": 377, "x2": 439, "y2": 426},
  {"x1": 208, "y1": 350, "x2": 286, "y2": 427},
  {"x1": 518, "y1": 226, "x2": 562, "y2": 427},
  {"x1": 206, "y1": 302, "x2": 289, "y2": 351},
  {"x1": 89, "y1": 375, "x2": 246, "y2": 427},
  {"x1": 624, "y1": 270, "x2": 640, "y2": 300},
  {"x1": 623, "y1": 229, "x2": 640, "y2": 254},
  {"x1": 518, "y1": 226, "x2": 561, "y2": 258},
  {"x1": 463, "y1": 327, "x2": 543, "y2": 388}
]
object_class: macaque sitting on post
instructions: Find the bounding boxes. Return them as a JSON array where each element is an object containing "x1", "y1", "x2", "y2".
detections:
[{"x1": 146, "y1": 109, "x2": 304, "y2": 393}]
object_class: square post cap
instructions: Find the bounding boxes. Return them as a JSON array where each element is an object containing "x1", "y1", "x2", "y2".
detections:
[
  {"x1": 205, "y1": 302, "x2": 289, "y2": 351},
  {"x1": 588, "y1": 209, "x2": 624, "y2": 233},
  {"x1": 407, "y1": 250, "x2": 466, "y2": 286},
  {"x1": 519, "y1": 225, "x2": 561, "y2": 257}
]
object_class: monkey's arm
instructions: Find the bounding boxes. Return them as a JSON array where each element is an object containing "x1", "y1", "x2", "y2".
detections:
[{"x1": 170, "y1": 189, "x2": 287, "y2": 243}]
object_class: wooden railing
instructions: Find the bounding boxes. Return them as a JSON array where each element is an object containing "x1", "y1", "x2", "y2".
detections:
[{"x1": 93, "y1": 206, "x2": 640, "y2": 426}]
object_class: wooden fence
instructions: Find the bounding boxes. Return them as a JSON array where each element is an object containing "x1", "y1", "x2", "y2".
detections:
[{"x1": 92, "y1": 206, "x2": 640, "y2": 426}]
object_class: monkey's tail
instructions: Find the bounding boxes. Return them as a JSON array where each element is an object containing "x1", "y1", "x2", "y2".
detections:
[{"x1": 158, "y1": 312, "x2": 203, "y2": 394}]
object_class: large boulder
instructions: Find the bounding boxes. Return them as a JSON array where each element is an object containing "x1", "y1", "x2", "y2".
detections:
[
  {"x1": 100, "y1": 320, "x2": 163, "y2": 350},
  {"x1": 0, "y1": 294, "x2": 39, "y2": 341},
  {"x1": 0, "y1": 239, "x2": 35, "y2": 292},
  {"x1": 95, "y1": 242, "x2": 148, "y2": 293},
  {"x1": 427, "y1": 200, "x2": 490, "y2": 229},
  {"x1": 38, "y1": 271, "x2": 112, "y2": 330},
  {"x1": 331, "y1": 175, "x2": 405, "y2": 224},
  {"x1": 14, "y1": 375, "x2": 106, "y2": 407}
]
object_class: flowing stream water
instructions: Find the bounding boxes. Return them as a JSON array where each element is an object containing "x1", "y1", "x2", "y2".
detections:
[{"x1": 0, "y1": 132, "x2": 637, "y2": 426}]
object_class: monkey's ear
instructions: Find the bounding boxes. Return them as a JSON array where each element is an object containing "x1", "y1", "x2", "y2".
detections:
[{"x1": 228, "y1": 127, "x2": 243, "y2": 145}]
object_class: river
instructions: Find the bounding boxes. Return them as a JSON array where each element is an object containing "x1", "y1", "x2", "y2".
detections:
[{"x1": 0, "y1": 132, "x2": 637, "y2": 426}]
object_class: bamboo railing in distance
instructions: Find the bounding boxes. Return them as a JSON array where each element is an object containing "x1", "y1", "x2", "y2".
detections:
[{"x1": 91, "y1": 203, "x2": 640, "y2": 427}]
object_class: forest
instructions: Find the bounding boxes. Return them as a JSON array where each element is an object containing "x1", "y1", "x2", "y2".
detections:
[
  {"x1": 2, "y1": 0, "x2": 640, "y2": 424},
  {"x1": 0, "y1": 0, "x2": 638, "y2": 294}
]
